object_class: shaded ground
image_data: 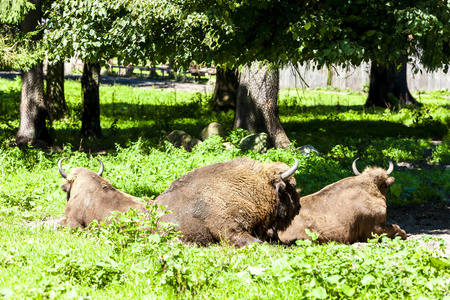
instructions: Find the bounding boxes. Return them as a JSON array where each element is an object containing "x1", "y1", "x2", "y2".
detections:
[
  {"x1": 387, "y1": 204, "x2": 450, "y2": 256},
  {"x1": 0, "y1": 71, "x2": 215, "y2": 93}
]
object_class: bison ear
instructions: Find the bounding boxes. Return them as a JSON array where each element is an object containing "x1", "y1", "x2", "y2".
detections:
[
  {"x1": 275, "y1": 181, "x2": 286, "y2": 196},
  {"x1": 61, "y1": 181, "x2": 71, "y2": 194},
  {"x1": 385, "y1": 177, "x2": 395, "y2": 187}
]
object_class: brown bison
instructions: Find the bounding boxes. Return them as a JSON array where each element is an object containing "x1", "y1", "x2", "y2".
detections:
[
  {"x1": 57, "y1": 157, "x2": 148, "y2": 228},
  {"x1": 155, "y1": 157, "x2": 301, "y2": 247},
  {"x1": 275, "y1": 158, "x2": 407, "y2": 244}
]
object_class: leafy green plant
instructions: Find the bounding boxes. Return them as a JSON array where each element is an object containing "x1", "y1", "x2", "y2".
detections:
[
  {"x1": 157, "y1": 242, "x2": 233, "y2": 295},
  {"x1": 26, "y1": 277, "x2": 86, "y2": 299},
  {"x1": 86, "y1": 204, "x2": 179, "y2": 255},
  {"x1": 226, "y1": 128, "x2": 250, "y2": 145},
  {"x1": 46, "y1": 251, "x2": 123, "y2": 289},
  {"x1": 432, "y1": 143, "x2": 450, "y2": 164}
]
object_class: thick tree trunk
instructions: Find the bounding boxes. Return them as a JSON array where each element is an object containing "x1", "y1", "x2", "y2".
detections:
[
  {"x1": 213, "y1": 67, "x2": 239, "y2": 111},
  {"x1": 16, "y1": 65, "x2": 53, "y2": 147},
  {"x1": 366, "y1": 55, "x2": 420, "y2": 108},
  {"x1": 46, "y1": 60, "x2": 67, "y2": 120},
  {"x1": 81, "y1": 62, "x2": 102, "y2": 139},
  {"x1": 234, "y1": 62, "x2": 291, "y2": 149},
  {"x1": 16, "y1": 0, "x2": 53, "y2": 147}
]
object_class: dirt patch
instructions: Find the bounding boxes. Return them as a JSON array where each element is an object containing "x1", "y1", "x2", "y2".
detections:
[{"x1": 387, "y1": 204, "x2": 450, "y2": 256}]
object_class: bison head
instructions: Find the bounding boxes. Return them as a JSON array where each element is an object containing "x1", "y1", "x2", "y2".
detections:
[
  {"x1": 258, "y1": 158, "x2": 301, "y2": 237},
  {"x1": 352, "y1": 158, "x2": 395, "y2": 195},
  {"x1": 272, "y1": 158, "x2": 300, "y2": 219},
  {"x1": 58, "y1": 157, "x2": 104, "y2": 200}
]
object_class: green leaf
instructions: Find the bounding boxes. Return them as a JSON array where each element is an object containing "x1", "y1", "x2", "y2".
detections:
[
  {"x1": 366, "y1": 30, "x2": 376, "y2": 37},
  {"x1": 310, "y1": 287, "x2": 327, "y2": 299},
  {"x1": 304, "y1": 22, "x2": 312, "y2": 30},
  {"x1": 430, "y1": 257, "x2": 450, "y2": 269},
  {"x1": 342, "y1": 284, "x2": 356, "y2": 297},
  {"x1": 326, "y1": 274, "x2": 342, "y2": 284},
  {"x1": 305, "y1": 228, "x2": 319, "y2": 241},
  {"x1": 295, "y1": 239, "x2": 312, "y2": 246},
  {"x1": 361, "y1": 274, "x2": 376, "y2": 285},
  {"x1": 390, "y1": 183, "x2": 402, "y2": 198}
]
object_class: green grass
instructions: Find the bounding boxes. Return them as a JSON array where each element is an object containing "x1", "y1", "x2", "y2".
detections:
[{"x1": 0, "y1": 77, "x2": 449, "y2": 299}]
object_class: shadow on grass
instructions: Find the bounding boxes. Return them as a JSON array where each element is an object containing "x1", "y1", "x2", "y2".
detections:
[
  {"x1": 51, "y1": 122, "x2": 220, "y2": 152},
  {"x1": 46, "y1": 117, "x2": 448, "y2": 154},
  {"x1": 99, "y1": 101, "x2": 209, "y2": 121},
  {"x1": 284, "y1": 119, "x2": 448, "y2": 153}
]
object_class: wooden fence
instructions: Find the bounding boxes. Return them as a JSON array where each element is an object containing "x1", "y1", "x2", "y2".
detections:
[{"x1": 280, "y1": 62, "x2": 450, "y2": 92}]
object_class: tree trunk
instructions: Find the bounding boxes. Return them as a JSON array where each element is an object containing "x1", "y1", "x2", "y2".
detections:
[
  {"x1": 16, "y1": 0, "x2": 53, "y2": 147},
  {"x1": 46, "y1": 60, "x2": 67, "y2": 120},
  {"x1": 16, "y1": 65, "x2": 53, "y2": 147},
  {"x1": 213, "y1": 67, "x2": 239, "y2": 111},
  {"x1": 234, "y1": 62, "x2": 291, "y2": 149},
  {"x1": 81, "y1": 62, "x2": 102, "y2": 139},
  {"x1": 366, "y1": 55, "x2": 420, "y2": 108}
]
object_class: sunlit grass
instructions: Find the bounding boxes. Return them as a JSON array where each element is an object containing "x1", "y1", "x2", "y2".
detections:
[{"x1": 1, "y1": 77, "x2": 450, "y2": 299}]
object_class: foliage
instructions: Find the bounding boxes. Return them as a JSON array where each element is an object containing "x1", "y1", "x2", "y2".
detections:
[
  {"x1": 46, "y1": 251, "x2": 124, "y2": 288},
  {"x1": 0, "y1": 0, "x2": 35, "y2": 24},
  {"x1": 0, "y1": 0, "x2": 49, "y2": 70},
  {"x1": 86, "y1": 204, "x2": 180, "y2": 255},
  {"x1": 44, "y1": 0, "x2": 180, "y2": 65},
  {"x1": 0, "y1": 78, "x2": 449, "y2": 298},
  {"x1": 42, "y1": 0, "x2": 450, "y2": 71},
  {"x1": 292, "y1": 0, "x2": 450, "y2": 70}
]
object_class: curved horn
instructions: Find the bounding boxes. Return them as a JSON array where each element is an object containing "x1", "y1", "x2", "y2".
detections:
[
  {"x1": 386, "y1": 157, "x2": 394, "y2": 175},
  {"x1": 58, "y1": 157, "x2": 69, "y2": 178},
  {"x1": 352, "y1": 158, "x2": 361, "y2": 176},
  {"x1": 280, "y1": 158, "x2": 299, "y2": 180},
  {"x1": 96, "y1": 158, "x2": 104, "y2": 177}
]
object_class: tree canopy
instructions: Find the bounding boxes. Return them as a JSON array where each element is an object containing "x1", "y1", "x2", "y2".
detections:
[
  {"x1": 0, "y1": 0, "x2": 45, "y2": 70},
  {"x1": 42, "y1": 0, "x2": 450, "y2": 73}
]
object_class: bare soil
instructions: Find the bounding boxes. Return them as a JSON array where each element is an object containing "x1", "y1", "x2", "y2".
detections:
[{"x1": 387, "y1": 204, "x2": 450, "y2": 256}]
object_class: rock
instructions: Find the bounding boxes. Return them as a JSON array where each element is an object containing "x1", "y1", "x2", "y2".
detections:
[
  {"x1": 222, "y1": 142, "x2": 234, "y2": 150},
  {"x1": 239, "y1": 133, "x2": 269, "y2": 153},
  {"x1": 296, "y1": 144, "x2": 319, "y2": 156},
  {"x1": 167, "y1": 130, "x2": 202, "y2": 152},
  {"x1": 200, "y1": 122, "x2": 225, "y2": 141}
]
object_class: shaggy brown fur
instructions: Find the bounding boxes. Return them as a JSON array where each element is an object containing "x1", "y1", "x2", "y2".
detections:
[
  {"x1": 155, "y1": 157, "x2": 301, "y2": 247},
  {"x1": 58, "y1": 167, "x2": 148, "y2": 228},
  {"x1": 276, "y1": 167, "x2": 407, "y2": 244}
]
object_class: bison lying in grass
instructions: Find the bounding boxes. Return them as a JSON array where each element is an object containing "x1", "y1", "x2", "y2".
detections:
[
  {"x1": 57, "y1": 158, "x2": 148, "y2": 228},
  {"x1": 155, "y1": 157, "x2": 301, "y2": 247},
  {"x1": 275, "y1": 158, "x2": 407, "y2": 244}
]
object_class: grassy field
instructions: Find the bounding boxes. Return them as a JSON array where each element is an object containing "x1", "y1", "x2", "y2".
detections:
[{"x1": 0, "y1": 77, "x2": 449, "y2": 299}]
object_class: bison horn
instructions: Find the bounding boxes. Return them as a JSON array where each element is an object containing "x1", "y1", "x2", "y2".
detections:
[
  {"x1": 280, "y1": 158, "x2": 299, "y2": 180},
  {"x1": 352, "y1": 158, "x2": 361, "y2": 176},
  {"x1": 386, "y1": 158, "x2": 394, "y2": 175},
  {"x1": 96, "y1": 158, "x2": 104, "y2": 177},
  {"x1": 58, "y1": 157, "x2": 69, "y2": 178}
]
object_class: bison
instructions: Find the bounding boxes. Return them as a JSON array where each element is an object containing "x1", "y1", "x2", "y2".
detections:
[
  {"x1": 155, "y1": 157, "x2": 301, "y2": 247},
  {"x1": 275, "y1": 158, "x2": 407, "y2": 244},
  {"x1": 57, "y1": 157, "x2": 148, "y2": 228}
]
